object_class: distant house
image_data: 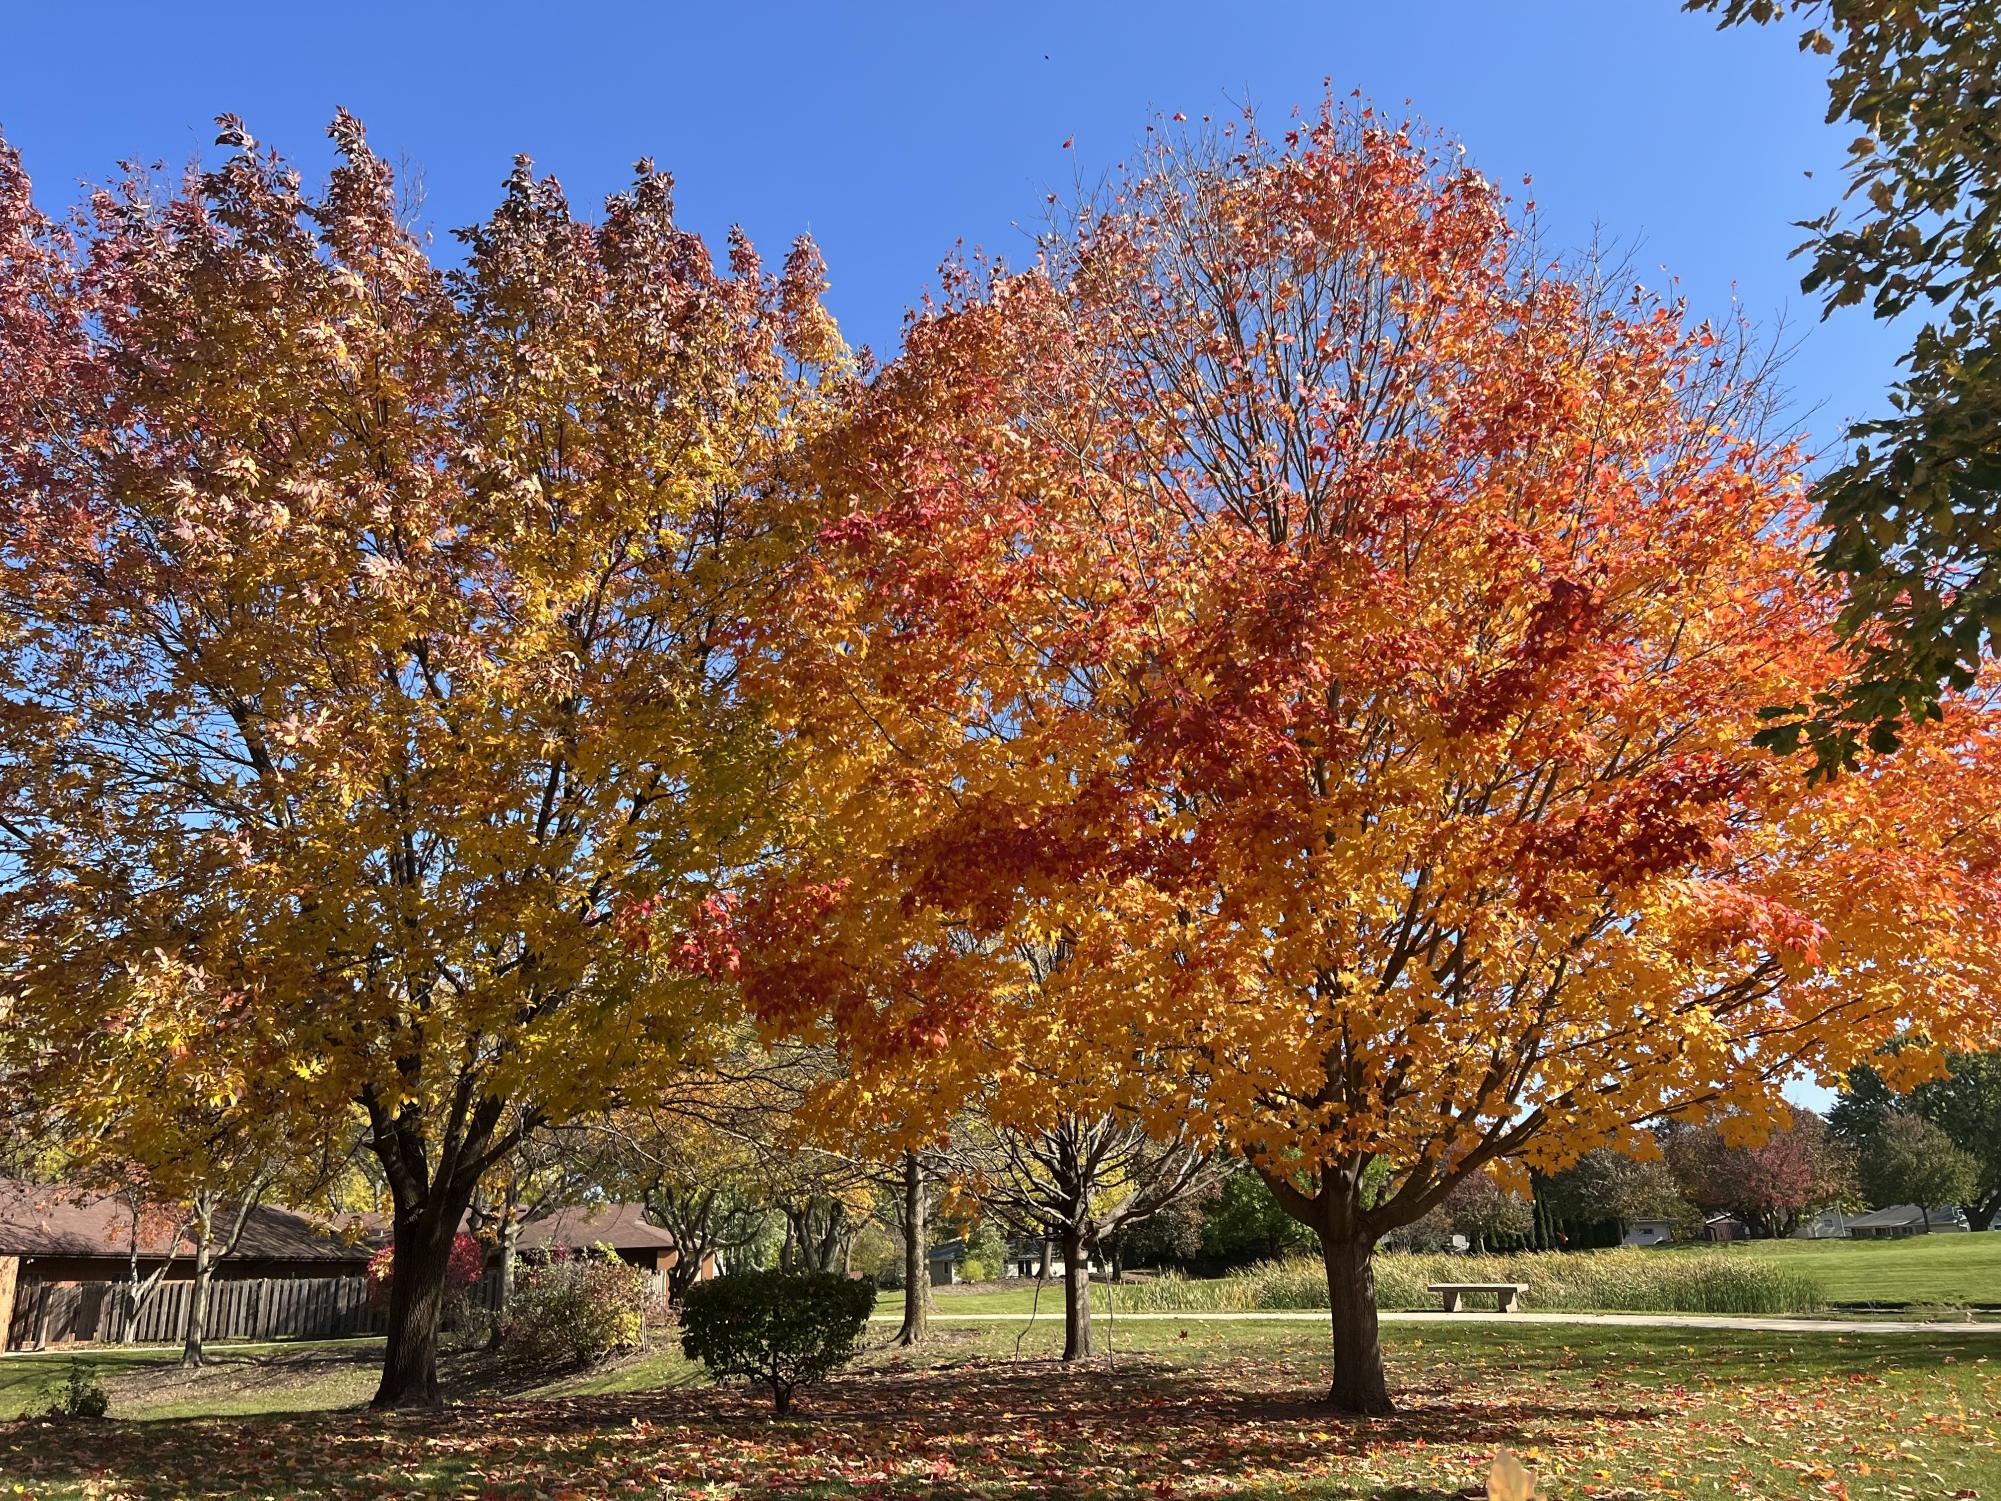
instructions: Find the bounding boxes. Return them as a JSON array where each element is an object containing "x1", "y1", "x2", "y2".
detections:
[
  {"x1": 0, "y1": 1180, "x2": 374, "y2": 1287},
  {"x1": 513, "y1": 1202, "x2": 713, "y2": 1292},
  {"x1": 1844, "y1": 1204, "x2": 1969, "y2": 1239},
  {"x1": 926, "y1": 1237, "x2": 966, "y2": 1286},
  {"x1": 1792, "y1": 1208, "x2": 1856, "y2": 1240},
  {"x1": 1703, "y1": 1214, "x2": 1749, "y2": 1242},
  {"x1": 1004, "y1": 1237, "x2": 1101, "y2": 1280},
  {"x1": 0, "y1": 1179, "x2": 378, "y2": 1350},
  {"x1": 1621, "y1": 1217, "x2": 1678, "y2": 1248}
]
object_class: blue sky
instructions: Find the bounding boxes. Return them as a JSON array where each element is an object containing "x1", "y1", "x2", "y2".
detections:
[
  {"x1": 3, "y1": 1, "x2": 1899, "y2": 465},
  {"x1": 4, "y1": 2, "x2": 1866, "y2": 1109}
]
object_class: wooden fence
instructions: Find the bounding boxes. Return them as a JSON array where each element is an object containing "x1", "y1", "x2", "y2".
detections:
[{"x1": 5, "y1": 1269, "x2": 504, "y2": 1350}]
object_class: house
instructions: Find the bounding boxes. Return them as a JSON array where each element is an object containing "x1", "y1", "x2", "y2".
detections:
[
  {"x1": 0, "y1": 1180, "x2": 374, "y2": 1287},
  {"x1": 1844, "y1": 1204, "x2": 1969, "y2": 1239},
  {"x1": 1620, "y1": 1217, "x2": 1679, "y2": 1248},
  {"x1": 1792, "y1": 1208, "x2": 1857, "y2": 1240},
  {"x1": 925, "y1": 1237, "x2": 966, "y2": 1286},
  {"x1": 513, "y1": 1202, "x2": 714, "y2": 1292},
  {"x1": 0, "y1": 1180, "x2": 377, "y2": 1350},
  {"x1": 1703, "y1": 1213, "x2": 1749, "y2": 1242},
  {"x1": 1004, "y1": 1237, "x2": 1101, "y2": 1280}
]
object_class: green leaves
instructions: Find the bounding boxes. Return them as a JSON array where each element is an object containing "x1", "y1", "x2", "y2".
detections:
[{"x1": 1690, "y1": 0, "x2": 2001, "y2": 769}]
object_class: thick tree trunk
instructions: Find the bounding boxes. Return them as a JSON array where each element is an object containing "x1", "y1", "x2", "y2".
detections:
[
  {"x1": 372, "y1": 1209, "x2": 459, "y2": 1409},
  {"x1": 894, "y1": 1152, "x2": 928, "y2": 1346},
  {"x1": 1969, "y1": 1194, "x2": 2000, "y2": 1233},
  {"x1": 1319, "y1": 1228, "x2": 1394, "y2": 1415},
  {"x1": 181, "y1": 1213, "x2": 213, "y2": 1369},
  {"x1": 1061, "y1": 1225, "x2": 1092, "y2": 1361}
]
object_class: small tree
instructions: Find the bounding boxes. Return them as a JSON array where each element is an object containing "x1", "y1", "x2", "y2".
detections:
[
  {"x1": 952, "y1": 1108, "x2": 1215, "y2": 1361},
  {"x1": 1444, "y1": 1173, "x2": 1534, "y2": 1254},
  {"x1": 1860, "y1": 1112, "x2": 1979, "y2": 1228},
  {"x1": 1664, "y1": 1110, "x2": 1856, "y2": 1238},
  {"x1": 679, "y1": 1270, "x2": 876, "y2": 1415}
]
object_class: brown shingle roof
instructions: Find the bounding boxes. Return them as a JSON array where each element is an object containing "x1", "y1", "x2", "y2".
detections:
[
  {"x1": 0, "y1": 1180, "x2": 374, "y2": 1264},
  {"x1": 515, "y1": 1202, "x2": 677, "y2": 1254}
]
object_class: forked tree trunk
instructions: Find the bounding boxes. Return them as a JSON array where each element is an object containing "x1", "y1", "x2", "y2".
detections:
[
  {"x1": 1319, "y1": 1227, "x2": 1394, "y2": 1415},
  {"x1": 894, "y1": 1152, "x2": 929, "y2": 1346},
  {"x1": 1061, "y1": 1225, "x2": 1093, "y2": 1361}
]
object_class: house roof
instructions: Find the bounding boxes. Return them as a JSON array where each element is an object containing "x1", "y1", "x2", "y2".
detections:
[
  {"x1": 515, "y1": 1202, "x2": 678, "y2": 1254},
  {"x1": 927, "y1": 1238, "x2": 966, "y2": 1262},
  {"x1": 1846, "y1": 1203, "x2": 1963, "y2": 1229},
  {"x1": 0, "y1": 1180, "x2": 374, "y2": 1264}
]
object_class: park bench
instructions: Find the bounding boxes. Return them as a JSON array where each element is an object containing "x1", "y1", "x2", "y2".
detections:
[{"x1": 1426, "y1": 1281, "x2": 1527, "y2": 1313}]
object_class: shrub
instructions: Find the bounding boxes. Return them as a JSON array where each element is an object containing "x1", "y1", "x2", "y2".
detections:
[
  {"x1": 1109, "y1": 1247, "x2": 1821, "y2": 1316},
  {"x1": 501, "y1": 1249, "x2": 656, "y2": 1370},
  {"x1": 43, "y1": 1359, "x2": 109, "y2": 1419},
  {"x1": 960, "y1": 1257, "x2": 988, "y2": 1283},
  {"x1": 679, "y1": 1269, "x2": 876, "y2": 1414},
  {"x1": 364, "y1": 1231, "x2": 485, "y2": 1313}
]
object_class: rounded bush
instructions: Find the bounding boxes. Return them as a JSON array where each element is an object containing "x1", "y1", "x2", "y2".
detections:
[{"x1": 679, "y1": 1269, "x2": 876, "y2": 1414}]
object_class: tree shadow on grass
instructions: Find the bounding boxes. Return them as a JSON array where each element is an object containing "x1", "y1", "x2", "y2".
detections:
[{"x1": 0, "y1": 1352, "x2": 1667, "y2": 1500}]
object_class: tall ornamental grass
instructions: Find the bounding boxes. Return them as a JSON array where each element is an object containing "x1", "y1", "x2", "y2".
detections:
[{"x1": 1111, "y1": 1249, "x2": 1820, "y2": 1316}]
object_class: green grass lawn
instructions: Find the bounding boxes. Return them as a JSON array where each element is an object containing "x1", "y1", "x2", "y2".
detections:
[
  {"x1": 1699, "y1": 1232, "x2": 2001, "y2": 1308},
  {"x1": 923, "y1": 1231, "x2": 2001, "y2": 1319},
  {"x1": 1, "y1": 1320, "x2": 1995, "y2": 1498}
]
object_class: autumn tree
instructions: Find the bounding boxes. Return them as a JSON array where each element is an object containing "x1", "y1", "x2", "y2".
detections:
[
  {"x1": 1663, "y1": 1108, "x2": 1855, "y2": 1237},
  {"x1": 1441, "y1": 1172, "x2": 1534, "y2": 1254},
  {"x1": 729, "y1": 103, "x2": 2001, "y2": 1411},
  {"x1": 0, "y1": 116, "x2": 837, "y2": 1407}
]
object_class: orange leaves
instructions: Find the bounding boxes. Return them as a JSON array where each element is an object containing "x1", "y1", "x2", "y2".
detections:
[{"x1": 731, "y1": 97, "x2": 2001, "y2": 1257}]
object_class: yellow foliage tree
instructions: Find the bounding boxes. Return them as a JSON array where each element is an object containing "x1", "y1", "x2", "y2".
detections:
[{"x1": 0, "y1": 115, "x2": 837, "y2": 1406}]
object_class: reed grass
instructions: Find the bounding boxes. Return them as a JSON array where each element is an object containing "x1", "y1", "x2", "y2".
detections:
[{"x1": 1111, "y1": 1248, "x2": 1822, "y2": 1316}]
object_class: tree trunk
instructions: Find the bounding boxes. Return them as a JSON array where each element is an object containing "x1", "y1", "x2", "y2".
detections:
[
  {"x1": 372, "y1": 1208, "x2": 460, "y2": 1410},
  {"x1": 1037, "y1": 1239, "x2": 1051, "y2": 1280},
  {"x1": 1969, "y1": 1194, "x2": 2000, "y2": 1233},
  {"x1": 1921, "y1": 1205, "x2": 1932, "y2": 1232},
  {"x1": 488, "y1": 1213, "x2": 520, "y2": 1351},
  {"x1": 1319, "y1": 1227, "x2": 1394, "y2": 1415},
  {"x1": 181, "y1": 1201, "x2": 214, "y2": 1369},
  {"x1": 1061, "y1": 1225, "x2": 1092, "y2": 1361},
  {"x1": 894, "y1": 1152, "x2": 928, "y2": 1346}
]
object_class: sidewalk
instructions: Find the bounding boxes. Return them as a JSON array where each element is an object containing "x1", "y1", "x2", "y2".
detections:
[{"x1": 874, "y1": 1309, "x2": 2001, "y2": 1335}]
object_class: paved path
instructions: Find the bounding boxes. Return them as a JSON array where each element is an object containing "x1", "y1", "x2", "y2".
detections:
[{"x1": 875, "y1": 1310, "x2": 2001, "y2": 1336}]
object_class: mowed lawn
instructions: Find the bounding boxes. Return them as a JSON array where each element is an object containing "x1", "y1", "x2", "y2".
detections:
[
  {"x1": 930, "y1": 1232, "x2": 2001, "y2": 1319},
  {"x1": 1, "y1": 1320, "x2": 1996, "y2": 1499},
  {"x1": 1704, "y1": 1233, "x2": 2001, "y2": 1308}
]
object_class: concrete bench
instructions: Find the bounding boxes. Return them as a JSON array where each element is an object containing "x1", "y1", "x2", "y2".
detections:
[{"x1": 1427, "y1": 1281, "x2": 1527, "y2": 1313}]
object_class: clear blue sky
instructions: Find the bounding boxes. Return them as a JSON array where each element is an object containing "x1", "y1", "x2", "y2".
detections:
[
  {"x1": 3, "y1": 0, "x2": 1900, "y2": 464},
  {"x1": 4, "y1": 2, "x2": 1869, "y2": 1110}
]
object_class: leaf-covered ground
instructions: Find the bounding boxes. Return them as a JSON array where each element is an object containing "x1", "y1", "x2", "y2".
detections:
[{"x1": 1, "y1": 1321, "x2": 1995, "y2": 1499}]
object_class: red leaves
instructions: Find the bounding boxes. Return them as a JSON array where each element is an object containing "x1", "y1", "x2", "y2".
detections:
[{"x1": 1512, "y1": 755, "x2": 1749, "y2": 919}]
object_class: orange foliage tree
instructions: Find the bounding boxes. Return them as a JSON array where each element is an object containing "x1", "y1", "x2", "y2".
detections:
[
  {"x1": 0, "y1": 116, "x2": 837, "y2": 1406},
  {"x1": 726, "y1": 104, "x2": 2001, "y2": 1412}
]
